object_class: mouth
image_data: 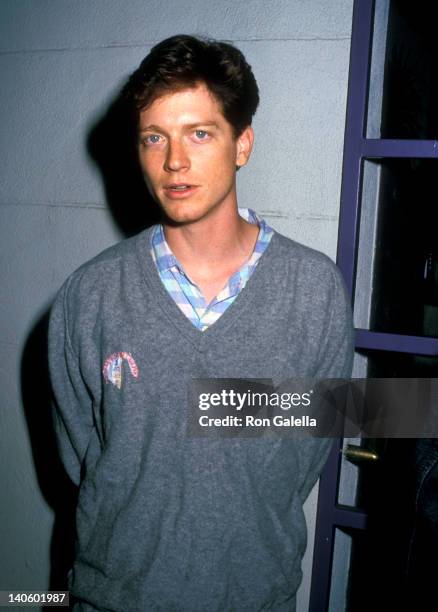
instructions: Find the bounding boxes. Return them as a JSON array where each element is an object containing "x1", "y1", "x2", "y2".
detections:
[
  {"x1": 163, "y1": 183, "x2": 199, "y2": 199},
  {"x1": 166, "y1": 183, "x2": 196, "y2": 190}
]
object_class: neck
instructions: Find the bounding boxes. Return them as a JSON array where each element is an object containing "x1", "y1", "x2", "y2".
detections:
[{"x1": 162, "y1": 204, "x2": 259, "y2": 283}]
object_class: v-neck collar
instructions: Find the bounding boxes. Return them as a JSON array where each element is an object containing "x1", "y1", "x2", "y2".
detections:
[{"x1": 136, "y1": 226, "x2": 279, "y2": 350}]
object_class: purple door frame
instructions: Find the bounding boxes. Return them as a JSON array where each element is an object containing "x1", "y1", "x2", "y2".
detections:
[{"x1": 309, "y1": 1, "x2": 438, "y2": 609}]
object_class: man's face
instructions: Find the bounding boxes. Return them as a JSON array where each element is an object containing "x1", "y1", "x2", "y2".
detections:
[{"x1": 138, "y1": 83, "x2": 253, "y2": 225}]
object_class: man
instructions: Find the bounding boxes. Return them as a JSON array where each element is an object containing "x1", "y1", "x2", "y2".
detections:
[{"x1": 49, "y1": 35, "x2": 353, "y2": 611}]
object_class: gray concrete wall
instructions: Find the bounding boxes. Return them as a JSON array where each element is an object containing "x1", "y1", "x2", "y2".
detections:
[{"x1": 0, "y1": 1, "x2": 353, "y2": 609}]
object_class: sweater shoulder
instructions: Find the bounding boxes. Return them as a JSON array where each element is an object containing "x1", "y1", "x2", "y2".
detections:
[
  {"x1": 268, "y1": 232, "x2": 353, "y2": 378},
  {"x1": 60, "y1": 227, "x2": 151, "y2": 295},
  {"x1": 50, "y1": 227, "x2": 153, "y2": 332},
  {"x1": 270, "y1": 231, "x2": 343, "y2": 285},
  {"x1": 72, "y1": 228, "x2": 150, "y2": 277}
]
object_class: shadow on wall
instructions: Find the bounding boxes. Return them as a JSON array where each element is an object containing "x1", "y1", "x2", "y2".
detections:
[
  {"x1": 20, "y1": 83, "x2": 161, "y2": 596},
  {"x1": 21, "y1": 311, "x2": 77, "y2": 594},
  {"x1": 87, "y1": 84, "x2": 162, "y2": 236}
]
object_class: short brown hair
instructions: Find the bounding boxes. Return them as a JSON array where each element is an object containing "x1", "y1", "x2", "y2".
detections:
[{"x1": 123, "y1": 35, "x2": 259, "y2": 137}]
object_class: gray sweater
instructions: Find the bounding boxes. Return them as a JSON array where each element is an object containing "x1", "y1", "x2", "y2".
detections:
[{"x1": 48, "y1": 226, "x2": 354, "y2": 611}]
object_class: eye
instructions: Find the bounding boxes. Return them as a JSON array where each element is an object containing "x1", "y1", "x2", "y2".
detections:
[
  {"x1": 142, "y1": 134, "x2": 162, "y2": 146},
  {"x1": 194, "y1": 129, "x2": 209, "y2": 140}
]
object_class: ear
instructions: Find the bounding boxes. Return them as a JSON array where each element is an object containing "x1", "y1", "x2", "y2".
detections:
[{"x1": 235, "y1": 126, "x2": 254, "y2": 168}]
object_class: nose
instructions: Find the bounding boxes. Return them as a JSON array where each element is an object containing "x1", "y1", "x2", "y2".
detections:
[{"x1": 164, "y1": 138, "x2": 190, "y2": 172}]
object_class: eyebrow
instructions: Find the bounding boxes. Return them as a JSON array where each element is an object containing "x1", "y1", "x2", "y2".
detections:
[
  {"x1": 139, "y1": 124, "x2": 164, "y2": 134},
  {"x1": 139, "y1": 121, "x2": 220, "y2": 134}
]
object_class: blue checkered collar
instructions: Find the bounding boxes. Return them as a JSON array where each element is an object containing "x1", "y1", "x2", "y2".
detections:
[{"x1": 151, "y1": 208, "x2": 268, "y2": 275}]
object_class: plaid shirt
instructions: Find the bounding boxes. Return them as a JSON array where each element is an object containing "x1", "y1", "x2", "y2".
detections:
[{"x1": 150, "y1": 208, "x2": 274, "y2": 331}]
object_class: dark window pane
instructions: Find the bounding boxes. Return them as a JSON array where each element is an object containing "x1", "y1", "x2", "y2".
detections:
[
  {"x1": 368, "y1": 0, "x2": 438, "y2": 139},
  {"x1": 346, "y1": 352, "x2": 438, "y2": 611},
  {"x1": 355, "y1": 158, "x2": 438, "y2": 338}
]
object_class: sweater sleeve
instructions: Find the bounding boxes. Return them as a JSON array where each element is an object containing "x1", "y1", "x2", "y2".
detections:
[
  {"x1": 297, "y1": 262, "x2": 354, "y2": 503},
  {"x1": 312, "y1": 262, "x2": 355, "y2": 379},
  {"x1": 48, "y1": 279, "x2": 95, "y2": 486}
]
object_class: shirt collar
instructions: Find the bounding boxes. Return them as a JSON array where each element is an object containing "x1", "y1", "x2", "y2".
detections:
[{"x1": 151, "y1": 207, "x2": 265, "y2": 274}]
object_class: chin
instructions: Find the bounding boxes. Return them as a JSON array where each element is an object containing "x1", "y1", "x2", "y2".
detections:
[
  {"x1": 159, "y1": 202, "x2": 209, "y2": 226},
  {"x1": 163, "y1": 212, "x2": 204, "y2": 226}
]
